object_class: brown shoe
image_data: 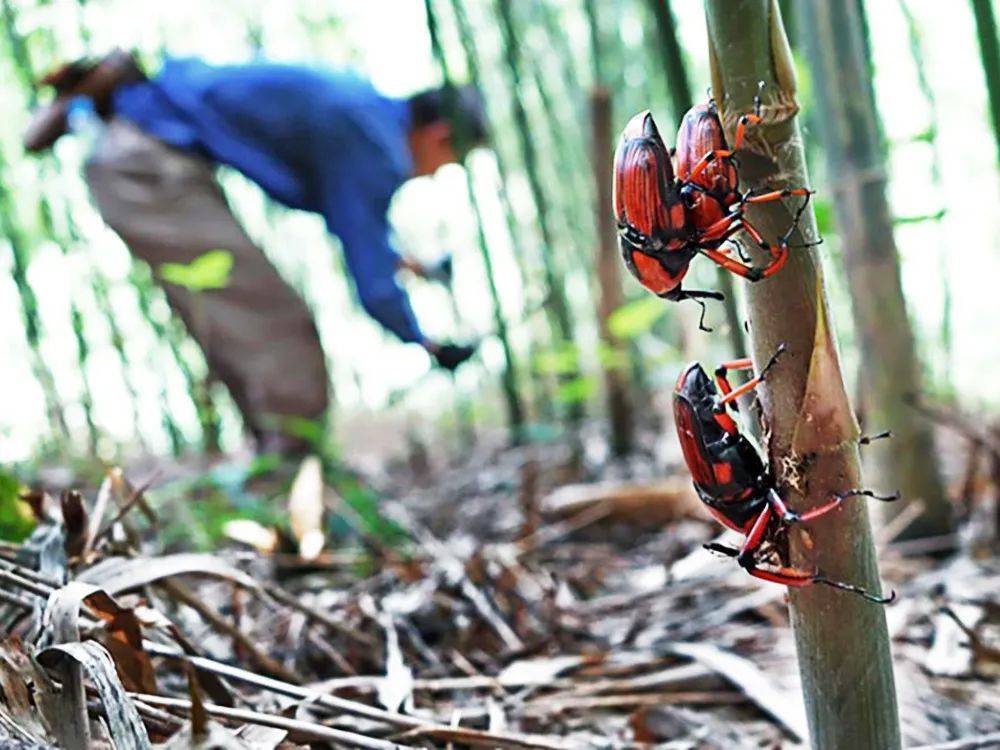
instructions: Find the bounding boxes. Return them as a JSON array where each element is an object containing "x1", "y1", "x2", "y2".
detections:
[{"x1": 23, "y1": 49, "x2": 144, "y2": 153}]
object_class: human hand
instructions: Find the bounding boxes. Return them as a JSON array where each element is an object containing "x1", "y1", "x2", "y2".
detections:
[{"x1": 426, "y1": 341, "x2": 476, "y2": 371}]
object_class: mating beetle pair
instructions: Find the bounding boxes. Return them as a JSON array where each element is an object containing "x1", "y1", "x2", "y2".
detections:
[
  {"x1": 614, "y1": 92, "x2": 897, "y2": 602},
  {"x1": 613, "y1": 89, "x2": 811, "y2": 329}
]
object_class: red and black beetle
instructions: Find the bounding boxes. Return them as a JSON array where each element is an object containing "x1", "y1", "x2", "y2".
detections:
[
  {"x1": 673, "y1": 345, "x2": 898, "y2": 602},
  {"x1": 613, "y1": 89, "x2": 812, "y2": 328}
]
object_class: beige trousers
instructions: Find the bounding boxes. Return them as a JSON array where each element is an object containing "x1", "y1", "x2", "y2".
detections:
[{"x1": 86, "y1": 120, "x2": 329, "y2": 440}]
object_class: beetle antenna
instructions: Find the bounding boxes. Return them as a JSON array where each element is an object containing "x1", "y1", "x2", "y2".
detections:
[
  {"x1": 859, "y1": 430, "x2": 892, "y2": 445},
  {"x1": 834, "y1": 488, "x2": 901, "y2": 503},
  {"x1": 814, "y1": 576, "x2": 896, "y2": 604},
  {"x1": 704, "y1": 542, "x2": 739, "y2": 558}
]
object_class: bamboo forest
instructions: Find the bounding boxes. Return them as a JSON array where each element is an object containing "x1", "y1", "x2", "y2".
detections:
[{"x1": 0, "y1": 1, "x2": 998, "y2": 748}]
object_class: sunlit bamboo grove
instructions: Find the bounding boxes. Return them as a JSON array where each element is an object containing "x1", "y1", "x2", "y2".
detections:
[{"x1": 0, "y1": 0, "x2": 997, "y2": 471}]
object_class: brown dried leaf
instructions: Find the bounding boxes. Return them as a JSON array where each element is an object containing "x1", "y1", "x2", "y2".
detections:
[
  {"x1": 541, "y1": 478, "x2": 702, "y2": 525},
  {"x1": 0, "y1": 637, "x2": 49, "y2": 743},
  {"x1": 60, "y1": 491, "x2": 88, "y2": 559},
  {"x1": 44, "y1": 581, "x2": 158, "y2": 695},
  {"x1": 37, "y1": 641, "x2": 151, "y2": 750}
]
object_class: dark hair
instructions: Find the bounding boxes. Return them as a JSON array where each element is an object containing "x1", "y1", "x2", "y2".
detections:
[{"x1": 408, "y1": 84, "x2": 488, "y2": 150}]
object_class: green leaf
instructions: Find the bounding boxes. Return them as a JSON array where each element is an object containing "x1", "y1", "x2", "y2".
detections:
[
  {"x1": 0, "y1": 472, "x2": 35, "y2": 542},
  {"x1": 534, "y1": 343, "x2": 580, "y2": 375},
  {"x1": 608, "y1": 297, "x2": 667, "y2": 339},
  {"x1": 894, "y1": 208, "x2": 946, "y2": 225},
  {"x1": 596, "y1": 343, "x2": 630, "y2": 370},
  {"x1": 159, "y1": 250, "x2": 233, "y2": 292},
  {"x1": 812, "y1": 200, "x2": 836, "y2": 236},
  {"x1": 556, "y1": 376, "x2": 598, "y2": 404}
]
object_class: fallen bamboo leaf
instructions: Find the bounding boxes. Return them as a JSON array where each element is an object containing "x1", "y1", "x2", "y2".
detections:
[
  {"x1": 497, "y1": 655, "x2": 586, "y2": 687},
  {"x1": 287, "y1": 455, "x2": 325, "y2": 561},
  {"x1": 160, "y1": 666, "x2": 251, "y2": 749},
  {"x1": 77, "y1": 553, "x2": 258, "y2": 594},
  {"x1": 0, "y1": 637, "x2": 50, "y2": 743},
  {"x1": 37, "y1": 640, "x2": 151, "y2": 750},
  {"x1": 925, "y1": 604, "x2": 984, "y2": 677},
  {"x1": 223, "y1": 519, "x2": 279, "y2": 554},
  {"x1": 541, "y1": 478, "x2": 703, "y2": 525},
  {"x1": 373, "y1": 609, "x2": 413, "y2": 713},
  {"x1": 132, "y1": 693, "x2": 405, "y2": 750},
  {"x1": 909, "y1": 732, "x2": 1000, "y2": 750},
  {"x1": 665, "y1": 642, "x2": 807, "y2": 741},
  {"x1": 233, "y1": 724, "x2": 288, "y2": 749},
  {"x1": 44, "y1": 580, "x2": 158, "y2": 694},
  {"x1": 81, "y1": 474, "x2": 114, "y2": 560}
]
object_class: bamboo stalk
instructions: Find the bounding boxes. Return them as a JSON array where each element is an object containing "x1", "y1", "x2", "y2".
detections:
[
  {"x1": 971, "y1": 0, "x2": 1000, "y2": 165},
  {"x1": 801, "y1": 0, "x2": 951, "y2": 540},
  {"x1": 585, "y1": 0, "x2": 634, "y2": 455},
  {"x1": 704, "y1": 2, "x2": 900, "y2": 747},
  {"x1": 0, "y1": 159, "x2": 70, "y2": 443},
  {"x1": 493, "y1": 0, "x2": 579, "y2": 359},
  {"x1": 896, "y1": 0, "x2": 953, "y2": 388},
  {"x1": 450, "y1": 0, "x2": 552, "y2": 420},
  {"x1": 422, "y1": 0, "x2": 525, "y2": 442}
]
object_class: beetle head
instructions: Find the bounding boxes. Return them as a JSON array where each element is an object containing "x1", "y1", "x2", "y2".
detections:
[{"x1": 619, "y1": 238, "x2": 688, "y2": 297}]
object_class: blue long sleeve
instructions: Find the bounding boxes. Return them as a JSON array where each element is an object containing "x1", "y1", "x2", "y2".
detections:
[
  {"x1": 113, "y1": 57, "x2": 423, "y2": 343},
  {"x1": 321, "y1": 181, "x2": 423, "y2": 344}
]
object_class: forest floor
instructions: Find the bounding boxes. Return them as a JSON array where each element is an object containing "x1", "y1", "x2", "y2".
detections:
[{"x1": 1, "y1": 421, "x2": 998, "y2": 749}]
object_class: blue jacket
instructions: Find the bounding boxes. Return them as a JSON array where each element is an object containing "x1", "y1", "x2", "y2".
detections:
[{"x1": 113, "y1": 57, "x2": 423, "y2": 343}]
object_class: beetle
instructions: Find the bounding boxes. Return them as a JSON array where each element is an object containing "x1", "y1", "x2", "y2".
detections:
[
  {"x1": 613, "y1": 88, "x2": 812, "y2": 328},
  {"x1": 672, "y1": 345, "x2": 898, "y2": 602}
]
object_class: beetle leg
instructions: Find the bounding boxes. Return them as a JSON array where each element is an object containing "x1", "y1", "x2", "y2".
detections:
[
  {"x1": 742, "y1": 187, "x2": 813, "y2": 205},
  {"x1": 766, "y1": 487, "x2": 800, "y2": 522},
  {"x1": 714, "y1": 357, "x2": 753, "y2": 401},
  {"x1": 705, "y1": 540, "x2": 896, "y2": 603},
  {"x1": 685, "y1": 148, "x2": 735, "y2": 182},
  {"x1": 717, "y1": 344, "x2": 786, "y2": 407},
  {"x1": 699, "y1": 232, "x2": 788, "y2": 283},
  {"x1": 793, "y1": 488, "x2": 901, "y2": 523},
  {"x1": 735, "y1": 505, "x2": 773, "y2": 568},
  {"x1": 728, "y1": 81, "x2": 766, "y2": 152}
]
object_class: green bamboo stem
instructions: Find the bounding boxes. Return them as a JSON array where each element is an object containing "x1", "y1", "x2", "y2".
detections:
[
  {"x1": 897, "y1": 0, "x2": 953, "y2": 382},
  {"x1": 646, "y1": 0, "x2": 745, "y2": 358},
  {"x1": 493, "y1": 0, "x2": 578, "y2": 355},
  {"x1": 36, "y1": 200, "x2": 100, "y2": 454},
  {"x1": 585, "y1": 0, "x2": 634, "y2": 455},
  {"x1": 704, "y1": 2, "x2": 900, "y2": 747},
  {"x1": 536, "y1": 0, "x2": 588, "y2": 116},
  {"x1": 0, "y1": 167, "x2": 70, "y2": 442},
  {"x1": 450, "y1": 0, "x2": 554, "y2": 423},
  {"x1": 971, "y1": 0, "x2": 1000, "y2": 165},
  {"x1": 801, "y1": 0, "x2": 951, "y2": 540},
  {"x1": 423, "y1": 0, "x2": 525, "y2": 443}
]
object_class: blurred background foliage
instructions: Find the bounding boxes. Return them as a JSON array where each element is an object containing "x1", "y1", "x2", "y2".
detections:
[{"x1": 0, "y1": 0, "x2": 997, "y2": 478}]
